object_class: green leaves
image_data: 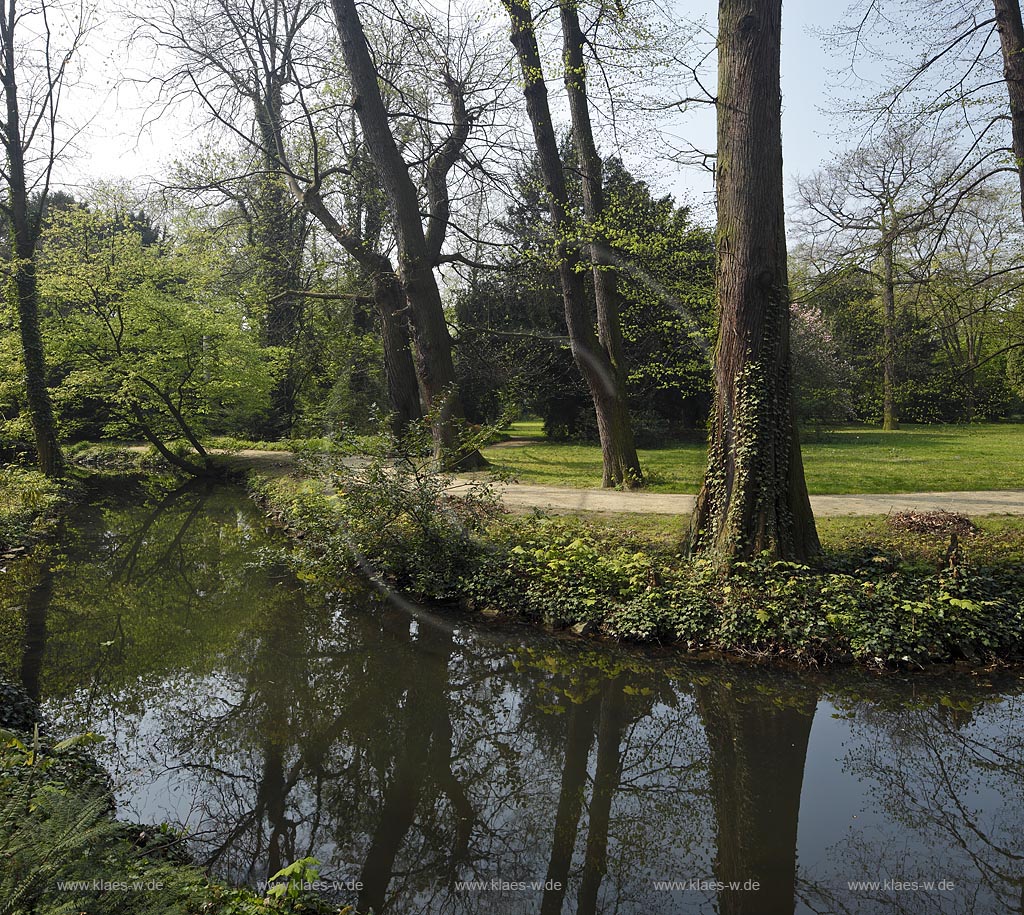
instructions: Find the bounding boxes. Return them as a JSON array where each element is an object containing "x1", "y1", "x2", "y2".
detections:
[{"x1": 38, "y1": 203, "x2": 280, "y2": 451}]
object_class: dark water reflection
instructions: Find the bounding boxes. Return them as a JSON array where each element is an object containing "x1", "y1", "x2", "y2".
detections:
[{"x1": 2, "y1": 479, "x2": 1023, "y2": 915}]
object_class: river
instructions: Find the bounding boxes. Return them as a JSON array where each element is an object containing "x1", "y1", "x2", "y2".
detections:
[{"x1": 2, "y1": 476, "x2": 1022, "y2": 915}]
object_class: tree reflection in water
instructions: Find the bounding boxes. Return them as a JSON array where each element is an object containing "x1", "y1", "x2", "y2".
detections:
[{"x1": 2, "y1": 480, "x2": 1023, "y2": 915}]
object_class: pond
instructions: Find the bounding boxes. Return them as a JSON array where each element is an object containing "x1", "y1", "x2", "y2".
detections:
[{"x1": 2, "y1": 478, "x2": 1023, "y2": 915}]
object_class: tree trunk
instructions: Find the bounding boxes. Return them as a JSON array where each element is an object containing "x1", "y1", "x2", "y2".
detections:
[
  {"x1": 695, "y1": 679, "x2": 816, "y2": 915},
  {"x1": 10, "y1": 258, "x2": 63, "y2": 476},
  {"x1": 540, "y1": 696, "x2": 599, "y2": 915},
  {"x1": 881, "y1": 238, "x2": 899, "y2": 431},
  {"x1": 504, "y1": 0, "x2": 642, "y2": 488},
  {"x1": 254, "y1": 104, "x2": 306, "y2": 439},
  {"x1": 329, "y1": 0, "x2": 485, "y2": 469},
  {"x1": 560, "y1": 1, "x2": 642, "y2": 488},
  {"x1": 1, "y1": 7, "x2": 63, "y2": 477},
  {"x1": 373, "y1": 270, "x2": 425, "y2": 434},
  {"x1": 576, "y1": 678, "x2": 627, "y2": 915},
  {"x1": 994, "y1": 0, "x2": 1024, "y2": 226},
  {"x1": 688, "y1": 0, "x2": 819, "y2": 562}
]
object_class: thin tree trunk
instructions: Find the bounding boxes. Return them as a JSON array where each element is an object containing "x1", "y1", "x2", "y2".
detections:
[
  {"x1": 687, "y1": 0, "x2": 820, "y2": 562},
  {"x1": 994, "y1": 0, "x2": 1024, "y2": 226},
  {"x1": 329, "y1": 0, "x2": 485, "y2": 469},
  {"x1": 881, "y1": 238, "x2": 899, "y2": 431},
  {"x1": 560, "y1": 1, "x2": 642, "y2": 488},
  {"x1": 576, "y1": 679, "x2": 627, "y2": 915},
  {"x1": 504, "y1": 0, "x2": 642, "y2": 488},
  {"x1": 1, "y1": 6, "x2": 63, "y2": 477}
]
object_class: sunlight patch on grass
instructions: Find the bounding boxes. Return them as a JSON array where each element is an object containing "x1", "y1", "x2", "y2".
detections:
[{"x1": 484, "y1": 423, "x2": 1024, "y2": 494}]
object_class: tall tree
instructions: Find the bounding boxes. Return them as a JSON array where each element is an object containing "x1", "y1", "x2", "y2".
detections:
[
  {"x1": 503, "y1": 0, "x2": 643, "y2": 488},
  {"x1": 0, "y1": 0, "x2": 81, "y2": 475},
  {"x1": 795, "y1": 124, "x2": 950, "y2": 430},
  {"x1": 688, "y1": 0, "x2": 819, "y2": 562},
  {"x1": 140, "y1": 0, "x2": 425, "y2": 436},
  {"x1": 560, "y1": 0, "x2": 643, "y2": 486},
  {"x1": 330, "y1": 0, "x2": 486, "y2": 467}
]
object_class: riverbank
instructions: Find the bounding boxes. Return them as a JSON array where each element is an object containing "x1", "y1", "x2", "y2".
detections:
[
  {"x1": 251, "y1": 468, "x2": 1024, "y2": 670},
  {"x1": 0, "y1": 468, "x2": 68, "y2": 557}
]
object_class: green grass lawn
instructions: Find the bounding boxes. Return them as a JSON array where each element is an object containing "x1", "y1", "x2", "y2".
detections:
[{"x1": 484, "y1": 421, "x2": 1024, "y2": 494}]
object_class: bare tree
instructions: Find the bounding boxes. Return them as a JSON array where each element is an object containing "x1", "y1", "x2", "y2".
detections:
[
  {"x1": 688, "y1": 0, "x2": 819, "y2": 562},
  {"x1": 0, "y1": 0, "x2": 85, "y2": 475},
  {"x1": 836, "y1": 0, "x2": 1024, "y2": 224},
  {"x1": 794, "y1": 123, "x2": 954, "y2": 430},
  {"x1": 502, "y1": 0, "x2": 643, "y2": 488}
]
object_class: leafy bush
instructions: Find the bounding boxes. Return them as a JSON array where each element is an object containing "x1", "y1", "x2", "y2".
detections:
[{"x1": 254, "y1": 421, "x2": 502, "y2": 600}]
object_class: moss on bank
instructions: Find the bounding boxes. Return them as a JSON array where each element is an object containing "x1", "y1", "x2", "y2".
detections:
[{"x1": 252, "y1": 472, "x2": 1024, "y2": 670}]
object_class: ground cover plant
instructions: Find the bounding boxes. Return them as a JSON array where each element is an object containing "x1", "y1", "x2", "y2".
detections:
[{"x1": 253, "y1": 453, "x2": 1024, "y2": 670}]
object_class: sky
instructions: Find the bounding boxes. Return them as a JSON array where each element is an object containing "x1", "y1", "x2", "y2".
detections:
[
  {"x1": 657, "y1": 0, "x2": 884, "y2": 213},
  {"x1": 64, "y1": 0, "x2": 881, "y2": 218}
]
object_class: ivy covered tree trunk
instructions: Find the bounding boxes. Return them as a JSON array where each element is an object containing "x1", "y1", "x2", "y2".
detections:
[
  {"x1": 688, "y1": 0, "x2": 819, "y2": 562},
  {"x1": 560, "y1": 0, "x2": 642, "y2": 488},
  {"x1": 994, "y1": 0, "x2": 1024, "y2": 226},
  {"x1": 253, "y1": 104, "x2": 307, "y2": 439},
  {"x1": 330, "y1": 0, "x2": 485, "y2": 468},
  {"x1": 504, "y1": 0, "x2": 642, "y2": 488},
  {"x1": 1, "y1": 0, "x2": 64, "y2": 477}
]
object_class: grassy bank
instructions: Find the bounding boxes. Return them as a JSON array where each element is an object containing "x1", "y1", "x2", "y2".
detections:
[
  {"x1": 484, "y1": 421, "x2": 1024, "y2": 493},
  {"x1": 0, "y1": 468, "x2": 67, "y2": 554},
  {"x1": 251, "y1": 463, "x2": 1024, "y2": 670}
]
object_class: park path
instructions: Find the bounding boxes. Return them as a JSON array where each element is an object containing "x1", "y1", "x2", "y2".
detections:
[
  {"x1": 212, "y1": 450, "x2": 1024, "y2": 516},
  {"x1": 489, "y1": 483, "x2": 1024, "y2": 516}
]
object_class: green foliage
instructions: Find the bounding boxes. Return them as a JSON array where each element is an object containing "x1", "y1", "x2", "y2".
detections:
[
  {"x1": 253, "y1": 421, "x2": 502, "y2": 599},
  {"x1": 458, "y1": 517, "x2": 1024, "y2": 667},
  {"x1": 0, "y1": 467, "x2": 64, "y2": 551},
  {"x1": 453, "y1": 153, "x2": 715, "y2": 440},
  {"x1": 37, "y1": 203, "x2": 281, "y2": 450}
]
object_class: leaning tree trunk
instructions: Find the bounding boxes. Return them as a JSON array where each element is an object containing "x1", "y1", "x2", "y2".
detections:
[
  {"x1": 504, "y1": 0, "x2": 642, "y2": 488},
  {"x1": 330, "y1": 0, "x2": 485, "y2": 469},
  {"x1": 560, "y1": 1, "x2": 642, "y2": 488},
  {"x1": 994, "y1": 0, "x2": 1024, "y2": 227},
  {"x1": 688, "y1": 0, "x2": 819, "y2": 562},
  {"x1": 881, "y1": 236, "x2": 899, "y2": 431}
]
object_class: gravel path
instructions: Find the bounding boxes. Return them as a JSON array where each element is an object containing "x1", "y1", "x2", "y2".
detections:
[
  {"x1": 491, "y1": 483, "x2": 1024, "y2": 516},
  {"x1": 212, "y1": 450, "x2": 1024, "y2": 517}
]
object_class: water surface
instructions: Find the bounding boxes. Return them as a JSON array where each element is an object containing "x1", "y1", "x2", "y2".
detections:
[{"x1": 2, "y1": 478, "x2": 1022, "y2": 915}]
